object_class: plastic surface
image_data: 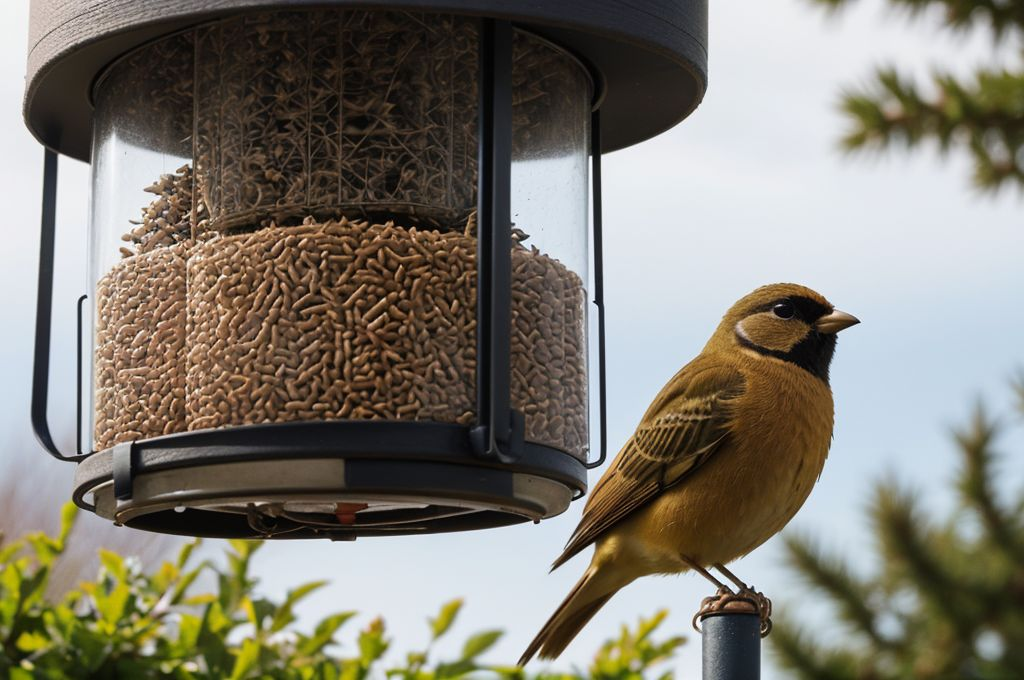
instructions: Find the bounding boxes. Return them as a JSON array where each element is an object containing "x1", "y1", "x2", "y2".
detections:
[
  {"x1": 88, "y1": 11, "x2": 590, "y2": 460},
  {"x1": 25, "y1": 0, "x2": 707, "y2": 160}
]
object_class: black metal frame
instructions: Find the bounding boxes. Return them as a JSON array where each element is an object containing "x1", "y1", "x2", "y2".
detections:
[
  {"x1": 32, "y1": 17, "x2": 610, "y2": 538},
  {"x1": 72, "y1": 420, "x2": 585, "y2": 538},
  {"x1": 588, "y1": 109, "x2": 607, "y2": 470},
  {"x1": 471, "y1": 19, "x2": 522, "y2": 465},
  {"x1": 31, "y1": 148, "x2": 88, "y2": 463}
]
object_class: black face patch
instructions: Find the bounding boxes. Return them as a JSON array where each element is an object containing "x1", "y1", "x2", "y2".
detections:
[
  {"x1": 753, "y1": 296, "x2": 831, "y2": 324},
  {"x1": 738, "y1": 296, "x2": 837, "y2": 383},
  {"x1": 736, "y1": 331, "x2": 837, "y2": 383}
]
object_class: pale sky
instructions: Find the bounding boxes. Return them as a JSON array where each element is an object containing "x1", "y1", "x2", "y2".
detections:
[{"x1": 2, "y1": 1, "x2": 1023, "y2": 678}]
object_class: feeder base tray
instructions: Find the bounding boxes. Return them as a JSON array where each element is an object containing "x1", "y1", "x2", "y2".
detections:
[{"x1": 73, "y1": 421, "x2": 586, "y2": 539}]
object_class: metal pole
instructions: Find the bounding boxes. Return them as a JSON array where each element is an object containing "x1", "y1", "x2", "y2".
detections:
[{"x1": 701, "y1": 611, "x2": 761, "y2": 680}]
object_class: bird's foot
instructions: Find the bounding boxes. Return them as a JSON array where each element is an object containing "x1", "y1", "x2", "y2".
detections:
[
  {"x1": 738, "y1": 586, "x2": 772, "y2": 637},
  {"x1": 691, "y1": 586, "x2": 772, "y2": 637}
]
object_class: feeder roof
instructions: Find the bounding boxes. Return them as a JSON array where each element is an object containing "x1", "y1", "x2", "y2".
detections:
[{"x1": 25, "y1": 0, "x2": 707, "y2": 161}]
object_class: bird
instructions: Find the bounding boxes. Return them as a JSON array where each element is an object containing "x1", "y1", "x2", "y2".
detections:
[{"x1": 519, "y1": 283, "x2": 859, "y2": 665}]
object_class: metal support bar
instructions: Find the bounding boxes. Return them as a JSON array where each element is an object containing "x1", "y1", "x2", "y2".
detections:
[
  {"x1": 112, "y1": 440, "x2": 136, "y2": 500},
  {"x1": 701, "y1": 613, "x2": 761, "y2": 680},
  {"x1": 76, "y1": 294, "x2": 90, "y2": 456},
  {"x1": 472, "y1": 18, "x2": 521, "y2": 464},
  {"x1": 585, "y1": 110, "x2": 608, "y2": 470},
  {"x1": 31, "y1": 147, "x2": 86, "y2": 463}
]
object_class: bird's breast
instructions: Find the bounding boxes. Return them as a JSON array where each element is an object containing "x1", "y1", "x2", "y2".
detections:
[{"x1": 639, "y1": 361, "x2": 834, "y2": 569}]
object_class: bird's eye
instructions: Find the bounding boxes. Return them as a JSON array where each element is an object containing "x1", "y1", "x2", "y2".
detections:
[{"x1": 772, "y1": 301, "x2": 795, "y2": 319}]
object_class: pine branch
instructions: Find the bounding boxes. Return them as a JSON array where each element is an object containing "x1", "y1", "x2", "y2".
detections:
[
  {"x1": 837, "y1": 66, "x2": 1024, "y2": 191},
  {"x1": 870, "y1": 483, "x2": 979, "y2": 643},
  {"x1": 782, "y1": 534, "x2": 898, "y2": 650},
  {"x1": 1012, "y1": 371, "x2": 1024, "y2": 417},
  {"x1": 954, "y1": 403, "x2": 1024, "y2": 567},
  {"x1": 770, "y1": 619, "x2": 876, "y2": 680},
  {"x1": 776, "y1": 379, "x2": 1024, "y2": 677},
  {"x1": 807, "y1": 0, "x2": 1024, "y2": 39}
]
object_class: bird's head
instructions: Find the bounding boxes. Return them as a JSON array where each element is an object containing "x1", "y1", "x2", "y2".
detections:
[{"x1": 710, "y1": 283, "x2": 859, "y2": 383}]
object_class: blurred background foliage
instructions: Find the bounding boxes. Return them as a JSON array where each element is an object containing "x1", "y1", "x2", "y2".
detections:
[
  {"x1": 772, "y1": 377, "x2": 1024, "y2": 678},
  {"x1": 0, "y1": 505, "x2": 683, "y2": 679},
  {"x1": 810, "y1": 0, "x2": 1024, "y2": 191},
  {"x1": 770, "y1": 1, "x2": 1024, "y2": 675},
  {"x1": 0, "y1": 453, "x2": 177, "y2": 601}
]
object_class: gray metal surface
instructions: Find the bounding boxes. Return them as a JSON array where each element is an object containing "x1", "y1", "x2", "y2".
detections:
[
  {"x1": 701, "y1": 613, "x2": 761, "y2": 680},
  {"x1": 26, "y1": 0, "x2": 707, "y2": 160},
  {"x1": 77, "y1": 451, "x2": 572, "y2": 527}
]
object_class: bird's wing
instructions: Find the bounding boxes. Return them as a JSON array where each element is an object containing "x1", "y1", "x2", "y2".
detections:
[{"x1": 551, "y1": 364, "x2": 745, "y2": 570}]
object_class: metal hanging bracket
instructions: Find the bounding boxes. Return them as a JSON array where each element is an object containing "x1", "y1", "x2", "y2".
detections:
[
  {"x1": 585, "y1": 109, "x2": 608, "y2": 470},
  {"x1": 31, "y1": 147, "x2": 89, "y2": 463}
]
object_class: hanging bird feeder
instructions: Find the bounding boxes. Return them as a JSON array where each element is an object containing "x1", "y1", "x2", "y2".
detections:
[{"x1": 24, "y1": 0, "x2": 707, "y2": 539}]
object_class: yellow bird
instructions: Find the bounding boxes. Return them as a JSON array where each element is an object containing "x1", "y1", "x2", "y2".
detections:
[{"x1": 519, "y1": 283, "x2": 859, "y2": 664}]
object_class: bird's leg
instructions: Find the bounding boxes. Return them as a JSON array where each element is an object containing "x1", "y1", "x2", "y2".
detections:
[
  {"x1": 712, "y1": 562, "x2": 749, "y2": 591},
  {"x1": 711, "y1": 563, "x2": 773, "y2": 637},
  {"x1": 680, "y1": 556, "x2": 732, "y2": 592},
  {"x1": 681, "y1": 555, "x2": 741, "y2": 634}
]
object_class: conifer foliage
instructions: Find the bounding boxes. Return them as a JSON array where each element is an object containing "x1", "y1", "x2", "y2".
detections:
[
  {"x1": 772, "y1": 378, "x2": 1024, "y2": 678},
  {"x1": 811, "y1": 0, "x2": 1024, "y2": 191}
]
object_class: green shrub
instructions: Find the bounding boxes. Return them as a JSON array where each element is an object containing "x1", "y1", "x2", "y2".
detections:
[{"x1": 0, "y1": 505, "x2": 683, "y2": 679}]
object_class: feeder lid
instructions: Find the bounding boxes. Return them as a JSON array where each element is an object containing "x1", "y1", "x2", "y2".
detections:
[{"x1": 25, "y1": 0, "x2": 707, "y2": 161}]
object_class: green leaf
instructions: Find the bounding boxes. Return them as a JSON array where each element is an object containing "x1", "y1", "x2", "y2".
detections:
[
  {"x1": 57, "y1": 502, "x2": 78, "y2": 548},
  {"x1": 204, "y1": 600, "x2": 233, "y2": 636},
  {"x1": 228, "y1": 540, "x2": 261, "y2": 560},
  {"x1": 183, "y1": 593, "x2": 217, "y2": 606},
  {"x1": 178, "y1": 613, "x2": 202, "y2": 650},
  {"x1": 169, "y1": 561, "x2": 206, "y2": 605},
  {"x1": 636, "y1": 610, "x2": 668, "y2": 641},
  {"x1": 241, "y1": 596, "x2": 260, "y2": 630},
  {"x1": 177, "y1": 539, "x2": 201, "y2": 569},
  {"x1": 358, "y1": 618, "x2": 389, "y2": 664},
  {"x1": 429, "y1": 599, "x2": 463, "y2": 640},
  {"x1": 98, "y1": 549, "x2": 127, "y2": 581},
  {"x1": 436, "y1": 660, "x2": 476, "y2": 678},
  {"x1": 297, "y1": 611, "x2": 356, "y2": 657},
  {"x1": 461, "y1": 630, "x2": 502, "y2": 660},
  {"x1": 405, "y1": 650, "x2": 427, "y2": 668},
  {"x1": 0, "y1": 564, "x2": 23, "y2": 626},
  {"x1": 95, "y1": 579, "x2": 131, "y2": 627},
  {"x1": 0, "y1": 541, "x2": 22, "y2": 565},
  {"x1": 15, "y1": 630, "x2": 50, "y2": 652},
  {"x1": 270, "y1": 580, "x2": 328, "y2": 632},
  {"x1": 18, "y1": 564, "x2": 49, "y2": 608},
  {"x1": 25, "y1": 534, "x2": 60, "y2": 566},
  {"x1": 152, "y1": 562, "x2": 178, "y2": 593},
  {"x1": 69, "y1": 624, "x2": 112, "y2": 672},
  {"x1": 229, "y1": 638, "x2": 261, "y2": 680}
]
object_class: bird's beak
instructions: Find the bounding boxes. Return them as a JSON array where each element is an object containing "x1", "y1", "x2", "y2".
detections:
[{"x1": 815, "y1": 309, "x2": 860, "y2": 334}]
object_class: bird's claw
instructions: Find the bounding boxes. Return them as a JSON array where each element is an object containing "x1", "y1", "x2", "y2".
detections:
[{"x1": 691, "y1": 586, "x2": 772, "y2": 638}]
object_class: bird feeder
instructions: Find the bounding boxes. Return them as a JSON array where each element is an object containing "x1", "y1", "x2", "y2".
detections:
[{"x1": 25, "y1": 0, "x2": 707, "y2": 539}]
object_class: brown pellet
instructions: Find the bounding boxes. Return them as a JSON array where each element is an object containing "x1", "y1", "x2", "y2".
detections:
[
  {"x1": 98, "y1": 189, "x2": 586, "y2": 458},
  {"x1": 94, "y1": 243, "x2": 189, "y2": 449},
  {"x1": 179, "y1": 216, "x2": 586, "y2": 456}
]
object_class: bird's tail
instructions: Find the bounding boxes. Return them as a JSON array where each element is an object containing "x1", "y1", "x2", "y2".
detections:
[{"x1": 518, "y1": 567, "x2": 619, "y2": 666}]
